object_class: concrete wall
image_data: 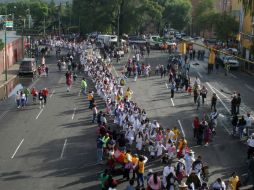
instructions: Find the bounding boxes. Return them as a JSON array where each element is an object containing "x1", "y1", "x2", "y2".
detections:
[{"x1": 0, "y1": 37, "x2": 23, "y2": 74}]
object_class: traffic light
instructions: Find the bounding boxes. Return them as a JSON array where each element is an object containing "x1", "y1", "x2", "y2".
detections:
[{"x1": 208, "y1": 50, "x2": 216, "y2": 64}]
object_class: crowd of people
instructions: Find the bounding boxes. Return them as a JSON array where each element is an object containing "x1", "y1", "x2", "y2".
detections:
[
  {"x1": 22, "y1": 36, "x2": 254, "y2": 189},
  {"x1": 15, "y1": 87, "x2": 49, "y2": 109},
  {"x1": 75, "y1": 41, "x2": 231, "y2": 190}
]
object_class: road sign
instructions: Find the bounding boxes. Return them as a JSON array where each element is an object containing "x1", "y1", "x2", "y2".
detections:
[{"x1": 4, "y1": 21, "x2": 13, "y2": 28}]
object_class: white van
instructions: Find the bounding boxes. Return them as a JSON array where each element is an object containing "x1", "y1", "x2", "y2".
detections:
[{"x1": 97, "y1": 35, "x2": 118, "y2": 46}]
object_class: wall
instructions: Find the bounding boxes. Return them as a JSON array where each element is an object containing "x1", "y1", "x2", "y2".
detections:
[{"x1": 0, "y1": 37, "x2": 23, "y2": 74}]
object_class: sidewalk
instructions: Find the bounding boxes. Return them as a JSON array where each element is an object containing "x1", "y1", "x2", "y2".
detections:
[{"x1": 0, "y1": 63, "x2": 20, "y2": 100}]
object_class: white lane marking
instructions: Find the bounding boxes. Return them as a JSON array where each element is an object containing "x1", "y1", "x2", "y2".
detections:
[
  {"x1": 50, "y1": 90, "x2": 55, "y2": 98},
  {"x1": 212, "y1": 87, "x2": 230, "y2": 100},
  {"x1": 213, "y1": 85, "x2": 254, "y2": 120},
  {"x1": 36, "y1": 109, "x2": 44, "y2": 120},
  {"x1": 72, "y1": 108, "x2": 76, "y2": 120},
  {"x1": 178, "y1": 120, "x2": 185, "y2": 138},
  {"x1": 165, "y1": 82, "x2": 168, "y2": 89},
  {"x1": 197, "y1": 72, "x2": 203, "y2": 78},
  {"x1": 0, "y1": 110, "x2": 8, "y2": 120},
  {"x1": 170, "y1": 98, "x2": 175, "y2": 107},
  {"x1": 58, "y1": 77, "x2": 65, "y2": 84},
  {"x1": 245, "y1": 84, "x2": 254, "y2": 93},
  {"x1": 60, "y1": 139, "x2": 67, "y2": 159},
  {"x1": 230, "y1": 73, "x2": 237, "y2": 79},
  {"x1": 221, "y1": 123, "x2": 231, "y2": 134},
  {"x1": 11, "y1": 139, "x2": 24, "y2": 159},
  {"x1": 206, "y1": 82, "x2": 231, "y2": 114},
  {"x1": 78, "y1": 90, "x2": 81, "y2": 97}
]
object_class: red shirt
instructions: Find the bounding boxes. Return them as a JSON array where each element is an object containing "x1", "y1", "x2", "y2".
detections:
[
  {"x1": 193, "y1": 118, "x2": 200, "y2": 129},
  {"x1": 42, "y1": 89, "x2": 49, "y2": 96}
]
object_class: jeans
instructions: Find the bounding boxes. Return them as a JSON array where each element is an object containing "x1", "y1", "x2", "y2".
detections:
[
  {"x1": 97, "y1": 148, "x2": 103, "y2": 163},
  {"x1": 239, "y1": 125, "x2": 245, "y2": 139},
  {"x1": 16, "y1": 99, "x2": 20, "y2": 107},
  {"x1": 137, "y1": 173, "x2": 144, "y2": 186},
  {"x1": 92, "y1": 113, "x2": 97, "y2": 123},
  {"x1": 81, "y1": 88, "x2": 86, "y2": 95}
]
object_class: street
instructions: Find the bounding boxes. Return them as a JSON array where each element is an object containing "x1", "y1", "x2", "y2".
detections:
[{"x1": 0, "y1": 47, "x2": 253, "y2": 190}]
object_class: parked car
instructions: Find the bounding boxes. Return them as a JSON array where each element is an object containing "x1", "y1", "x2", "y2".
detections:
[
  {"x1": 18, "y1": 58, "x2": 37, "y2": 76},
  {"x1": 222, "y1": 56, "x2": 240, "y2": 69},
  {"x1": 128, "y1": 36, "x2": 147, "y2": 44}
]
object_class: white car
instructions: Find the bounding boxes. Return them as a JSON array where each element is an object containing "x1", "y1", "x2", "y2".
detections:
[{"x1": 223, "y1": 56, "x2": 240, "y2": 68}]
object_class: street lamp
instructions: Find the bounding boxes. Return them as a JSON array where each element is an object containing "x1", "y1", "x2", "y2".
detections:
[{"x1": 117, "y1": 6, "x2": 120, "y2": 47}]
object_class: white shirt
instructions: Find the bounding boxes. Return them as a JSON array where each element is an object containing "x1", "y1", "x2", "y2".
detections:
[
  {"x1": 245, "y1": 116, "x2": 252, "y2": 127},
  {"x1": 163, "y1": 166, "x2": 175, "y2": 187},
  {"x1": 247, "y1": 138, "x2": 254, "y2": 147}
]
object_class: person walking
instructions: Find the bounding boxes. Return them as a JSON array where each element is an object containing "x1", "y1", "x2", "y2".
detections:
[
  {"x1": 211, "y1": 93, "x2": 217, "y2": 111},
  {"x1": 38, "y1": 90, "x2": 44, "y2": 109},
  {"x1": 92, "y1": 104, "x2": 98, "y2": 123},
  {"x1": 45, "y1": 65, "x2": 49, "y2": 77},
  {"x1": 42, "y1": 88, "x2": 49, "y2": 105},
  {"x1": 31, "y1": 87, "x2": 38, "y2": 104},
  {"x1": 81, "y1": 78, "x2": 87, "y2": 95},
  {"x1": 137, "y1": 155, "x2": 148, "y2": 188},
  {"x1": 193, "y1": 116, "x2": 200, "y2": 138},
  {"x1": 238, "y1": 115, "x2": 247, "y2": 140},
  {"x1": 196, "y1": 93, "x2": 201, "y2": 110},
  {"x1": 236, "y1": 93, "x2": 241, "y2": 114},
  {"x1": 245, "y1": 113, "x2": 253, "y2": 137},
  {"x1": 23, "y1": 87, "x2": 30, "y2": 105},
  {"x1": 228, "y1": 172, "x2": 240, "y2": 190},
  {"x1": 200, "y1": 86, "x2": 208, "y2": 105},
  {"x1": 96, "y1": 134, "x2": 103, "y2": 164},
  {"x1": 147, "y1": 172, "x2": 161, "y2": 190},
  {"x1": 15, "y1": 91, "x2": 21, "y2": 109},
  {"x1": 212, "y1": 178, "x2": 226, "y2": 190},
  {"x1": 20, "y1": 91, "x2": 26, "y2": 108},
  {"x1": 247, "y1": 133, "x2": 254, "y2": 159}
]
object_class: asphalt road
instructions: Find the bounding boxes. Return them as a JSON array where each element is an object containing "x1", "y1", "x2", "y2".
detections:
[
  {"x1": 111, "y1": 48, "x2": 252, "y2": 188},
  {"x1": 0, "y1": 46, "x2": 253, "y2": 190}
]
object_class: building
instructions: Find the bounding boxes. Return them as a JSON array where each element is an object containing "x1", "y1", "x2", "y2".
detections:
[{"x1": 0, "y1": 31, "x2": 24, "y2": 74}]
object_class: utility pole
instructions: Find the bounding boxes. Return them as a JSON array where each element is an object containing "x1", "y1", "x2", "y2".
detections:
[
  {"x1": 4, "y1": 8, "x2": 7, "y2": 81},
  {"x1": 117, "y1": 5, "x2": 120, "y2": 47}
]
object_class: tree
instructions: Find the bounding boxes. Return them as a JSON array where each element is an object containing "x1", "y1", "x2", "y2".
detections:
[
  {"x1": 72, "y1": 0, "x2": 163, "y2": 35},
  {"x1": 193, "y1": 0, "x2": 214, "y2": 35},
  {"x1": 238, "y1": 0, "x2": 254, "y2": 14},
  {"x1": 214, "y1": 13, "x2": 239, "y2": 42},
  {"x1": 161, "y1": 0, "x2": 192, "y2": 31}
]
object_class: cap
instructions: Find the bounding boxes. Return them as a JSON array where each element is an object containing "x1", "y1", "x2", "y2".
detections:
[{"x1": 148, "y1": 169, "x2": 153, "y2": 173}]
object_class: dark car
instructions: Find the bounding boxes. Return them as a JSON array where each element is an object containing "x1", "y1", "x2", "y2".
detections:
[
  {"x1": 128, "y1": 36, "x2": 147, "y2": 44},
  {"x1": 19, "y1": 58, "x2": 37, "y2": 76}
]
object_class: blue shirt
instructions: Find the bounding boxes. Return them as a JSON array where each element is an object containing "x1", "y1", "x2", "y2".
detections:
[{"x1": 97, "y1": 137, "x2": 103, "y2": 149}]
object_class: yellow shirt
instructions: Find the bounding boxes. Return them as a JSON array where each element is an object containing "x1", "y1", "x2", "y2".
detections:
[
  {"x1": 88, "y1": 94, "x2": 93, "y2": 101},
  {"x1": 124, "y1": 153, "x2": 132, "y2": 163},
  {"x1": 132, "y1": 156, "x2": 139, "y2": 166},
  {"x1": 229, "y1": 176, "x2": 239, "y2": 190},
  {"x1": 125, "y1": 90, "x2": 133, "y2": 99},
  {"x1": 172, "y1": 129, "x2": 180, "y2": 140},
  {"x1": 138, "y1": 161, "x2": 145, "y2": 174}
]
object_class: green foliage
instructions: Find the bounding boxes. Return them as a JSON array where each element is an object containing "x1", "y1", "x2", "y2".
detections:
[
  {"x1": 214, "y1": 13, "x2": 239, "y2": 41},
  {"x1": 0, "y1": 39, "x2": 4, "y2": 50},
  {"x1": 161, "y1": 0, "x2": 192, "y2": 31},
  {"x1": 238, "y1": 0, "x2": 254, "y2": 15},
  {"x1": 72, "y1": 0, "x2": 164, "y2": 35}
]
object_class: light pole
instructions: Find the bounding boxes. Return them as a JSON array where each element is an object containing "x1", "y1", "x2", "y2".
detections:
[{"x1": 117, "y1": 6, "x2": 120, "y2": 47}]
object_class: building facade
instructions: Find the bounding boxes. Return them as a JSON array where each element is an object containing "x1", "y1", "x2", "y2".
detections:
[{"x1": 0, "y1": 31, "x2": 23, "y2": 74}]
